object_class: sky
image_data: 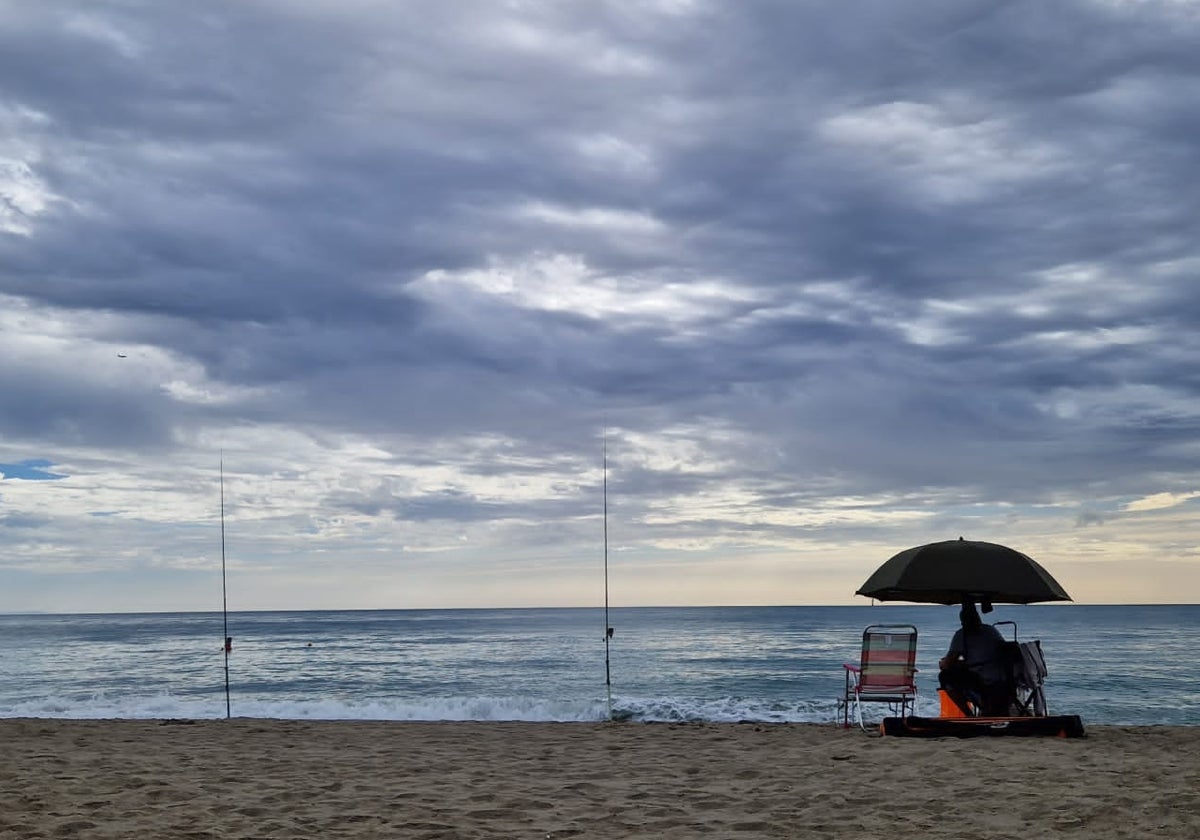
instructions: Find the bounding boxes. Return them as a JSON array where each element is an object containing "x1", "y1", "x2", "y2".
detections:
[{"x1": 2, "y1": 0, "x2": 1200, "y2": 613}]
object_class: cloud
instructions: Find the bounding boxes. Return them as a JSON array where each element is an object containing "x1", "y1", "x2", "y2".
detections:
[
  {"x1": 2, "y1": 0, "x2": 1200, "y2": 609},
  {"x1": 1075, "y1": 510, "x2": 1111, "y2": 528},
  {"x1": 1124, "y1": 492, "x2": 1200, "y2": 513}
]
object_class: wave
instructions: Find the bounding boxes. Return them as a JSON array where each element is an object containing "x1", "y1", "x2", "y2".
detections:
[
  {"x1": 0, "y1": 692, "x2": 873, "y2": 724},
  {"x1": 5, "y1": 691, "x2": 1195, "y2": 725}
]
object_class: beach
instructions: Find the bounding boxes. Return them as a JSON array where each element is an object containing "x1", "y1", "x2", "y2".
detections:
[{"x1": 2, "y1": 720, "x2": 1198, "y2": 839}]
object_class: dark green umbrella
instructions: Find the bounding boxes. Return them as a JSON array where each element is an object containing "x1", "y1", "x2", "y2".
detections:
[{"x1": 856, "y1": 538, "x2": 1071, "y2": 606}]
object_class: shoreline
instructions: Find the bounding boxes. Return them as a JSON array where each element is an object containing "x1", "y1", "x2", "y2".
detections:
[
  {"x1": 5, "y1": 715, "x2": 1200, "y2": 727},
  {"x1": 5, "y1": 719, "x2": 1199, "y2": 838}
]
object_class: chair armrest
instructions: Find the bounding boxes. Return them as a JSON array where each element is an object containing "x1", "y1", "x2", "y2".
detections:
[{"x1": 843, "y1": 664, "x2": 861, "y2": 673}]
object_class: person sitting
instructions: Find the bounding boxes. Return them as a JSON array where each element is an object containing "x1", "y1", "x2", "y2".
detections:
[{"x1": 938, "y1": 602, "x2": 1010, "y2": 716}]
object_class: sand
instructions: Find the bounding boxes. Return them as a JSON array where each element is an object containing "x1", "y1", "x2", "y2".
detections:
[{"x1": 2, "y1": 719, "x2": 1198, "y2": 839}]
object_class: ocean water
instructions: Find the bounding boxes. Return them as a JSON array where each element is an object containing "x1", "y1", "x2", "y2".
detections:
[{"x1": 0, "y1": 605, "x2": 1196, "y2": 725}]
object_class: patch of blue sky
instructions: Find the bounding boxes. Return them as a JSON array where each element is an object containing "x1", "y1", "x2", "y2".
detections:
[{"x1": 0, "y1": 460, "x2": 67, "y2": 481}]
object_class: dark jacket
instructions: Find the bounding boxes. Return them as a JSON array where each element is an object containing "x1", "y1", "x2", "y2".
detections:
[{"x1": 946, "y1": 622, "x2": 1008, "y2": 687}]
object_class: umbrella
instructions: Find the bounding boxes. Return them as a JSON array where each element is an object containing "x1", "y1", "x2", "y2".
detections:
[{"x1": 856, "y1": 537, "x2": 1071, "y2": 606}]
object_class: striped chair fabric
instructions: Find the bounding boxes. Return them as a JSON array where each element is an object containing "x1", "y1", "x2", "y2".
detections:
[{"x1": 839, "y1": 624, "x2": 918, "y2": 729}]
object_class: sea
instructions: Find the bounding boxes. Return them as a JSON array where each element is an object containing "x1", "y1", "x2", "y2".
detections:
[{"x1": 1, "y1": 605, "x2": 1196, "y2": 726}]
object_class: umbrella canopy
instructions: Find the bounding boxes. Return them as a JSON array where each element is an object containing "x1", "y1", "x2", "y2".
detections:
[{"x1": 856, "y1": 538, "x2": 1071, "y2": 605}]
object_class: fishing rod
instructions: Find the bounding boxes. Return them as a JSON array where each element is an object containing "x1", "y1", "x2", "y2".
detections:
[
  {"x1": 603, "y1": 428, "x2": 613, "y2": 721},
  {"x1": 220, "y1": 455, "x2": 231, "y2": 719}
]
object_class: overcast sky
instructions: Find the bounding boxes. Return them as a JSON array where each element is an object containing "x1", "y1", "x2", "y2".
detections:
[{"x1": 2, "y1": 0, "x2": 1199, "y2": 613}]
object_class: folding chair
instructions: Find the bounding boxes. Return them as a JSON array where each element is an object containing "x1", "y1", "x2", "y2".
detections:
[
  {"x1": 1012, "y1": 640, "x2": 1049, "y2": 715},
  {"x1": 993, "y1": 621, "x2": 1049, "y2": 716},
  {"x1": 839, "y1": 624, "x2": 918, "y2": 729}
]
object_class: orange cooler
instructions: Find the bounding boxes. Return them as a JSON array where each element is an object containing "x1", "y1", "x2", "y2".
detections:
[{"x1": 938, "y1": 689, "x2": 968, "y2": 719}]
